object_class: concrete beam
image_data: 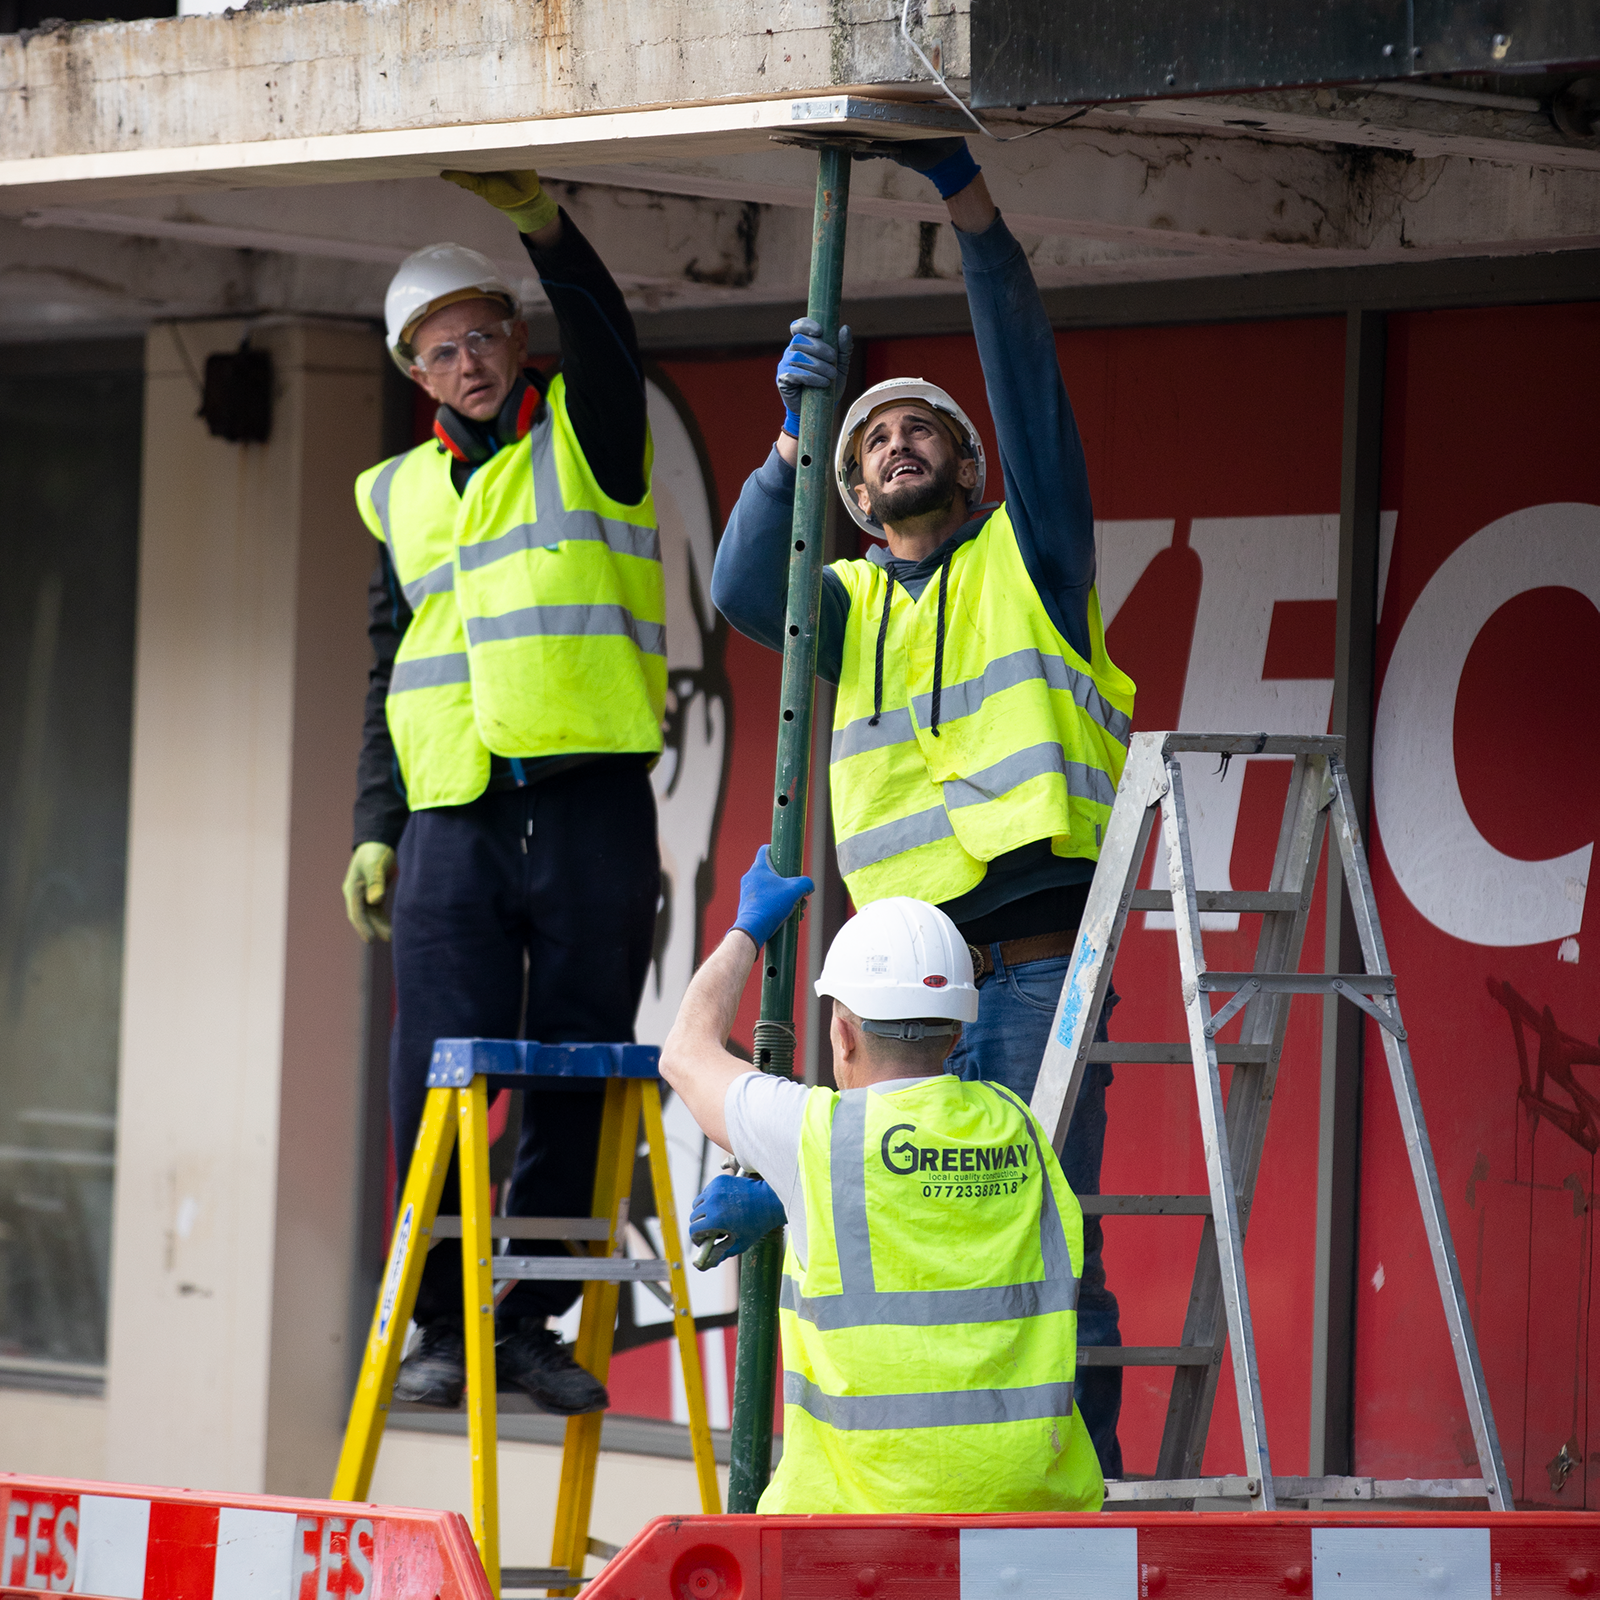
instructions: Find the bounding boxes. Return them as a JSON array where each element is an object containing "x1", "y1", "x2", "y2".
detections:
[
  {"x1": 555, "y1": 130, "x2": 1600, "y2": 262},
  {"x1": 0, "y1": 0, "x2": 962, "y2": 177},
  {"x1": 5, "y1": 0, "x2": 1594, "y2": 202},
  {"x1": 0, "y1": 168, "x2": 1195, "y2": 342},
  {"x1": 1109, "y1": 84, "x2": 1600, "y2": 177},
  {"x1": 6, "y1": 117, "x2": 1595, "y2": 340},
  {"x1": 1, "y1": 0, "x2": 1594, "y2": 332}
]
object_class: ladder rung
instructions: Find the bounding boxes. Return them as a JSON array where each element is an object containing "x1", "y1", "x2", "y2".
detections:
[
  {"x1": 430, "y1": 1216, "x2": 613, "y2": 1241},
  {"x1": 1080, "y1": 1195, "x2": 1212, "y2": 1216},
  {"x1": 1272, "y1": 1475, "x2": 1489, "y2": 1502},
  {"x1": 1162, "y1": 732, "x2": 1342, "y2": 757},
  {"x1": 491, "y1": 1255, "x2": 671, "y2": 1282},
  {"x1": 1103, "y1": 1474, "x2": 1489, "y2": 1504},
  {"x1": 1130, "y1": 889, "x2": 1301, "y2": 913},
  {"x1": 1104, "y1": 1476, "x2": 1259, "y2": 1503},
  {"x1": 1078, "y1": 1346, "x2": 1214, "y2": 1366},
  {"x1": 1197, "y1": 970, "x2": 1395, "y2": 995},
  {"x1": 1088, "y1": 1043, "x2": 1270, "y2": 1064},
  {"x1": 501, "y1": 1569, "x2": 582, "y2": 1590}
]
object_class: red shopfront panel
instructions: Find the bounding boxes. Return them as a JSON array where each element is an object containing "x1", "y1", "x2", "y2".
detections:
[
  {"x1": 577, "y1": 302, "x2": 1600, "y2": 1492},
  {"x1": 1359, "y1": 303, "x2": 1600, "y2": 1507}
]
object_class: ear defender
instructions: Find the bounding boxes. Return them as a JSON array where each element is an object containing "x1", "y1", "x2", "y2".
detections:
[{"x1": 432, "y1": 370, "x2": 545, "y2": 464}]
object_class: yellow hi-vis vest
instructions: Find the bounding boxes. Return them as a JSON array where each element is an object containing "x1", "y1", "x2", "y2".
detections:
[
  {"x1": 353, "y1": 375, "x2": 665, "y2": 810},
  {"x1": 763, "y1": 1074, "x2": 1104, "y2": 1515},
  {"x1": 829, "y1": 506, "x2": 1135, "y2": 907}
]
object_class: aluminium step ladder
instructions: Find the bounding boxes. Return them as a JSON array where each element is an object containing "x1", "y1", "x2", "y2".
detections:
[
  {"x1": 332, "y1": 1040, "x2": 720, "y2": 1598},
  {"x1": 1032, "y1": 731, "x2": 1513, "y2": 1512}
]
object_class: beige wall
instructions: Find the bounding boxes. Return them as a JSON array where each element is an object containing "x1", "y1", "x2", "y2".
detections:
[
  {"x1": 103, "y1": 318, "x2": 381, "y2": 1495},
  {"x1": 0, "y1": 1390, "x2": 105, "y2": 1481}
]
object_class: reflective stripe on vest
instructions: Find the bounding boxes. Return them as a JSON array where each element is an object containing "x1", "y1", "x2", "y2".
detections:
[
  {"x1": 782, "y1": 1372, "x2": 1079, "y2": 1431},
  {"x1": 451, "y1": 375, "x2": 665, "y2": 760},
  {"x1": 464, "y1": 604, "x2": 667, "y2": 658},
  {"x1": 828, "y1": 507, "x2": 1135, "y2": 907},
  {"x1": 352, "y1": 376, "x2": 664, "y2": 809},
  {"x1": 759, "y1": 1075, "x2": 1104, "y2": 1517},
  {"x1": 832, "y1": 646, "x2": 1134, "y2": 763},
  {"x1": 389, "y1": 653, "x2": 472, "y2": 692},
  {"x1": 456, "y1": 516, "x2": 661, "y2": 571}
]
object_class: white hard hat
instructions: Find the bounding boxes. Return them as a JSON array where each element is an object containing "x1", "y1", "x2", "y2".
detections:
[
  {"x1": 815, "y1": 897, "x2": 980, "y2": 1032},
  {"x1": 834, "y1": 378, "x2": 987, "y2": 536},
  {"x1": 384, "y1": 243, "x2": 519, "y2": 374}
]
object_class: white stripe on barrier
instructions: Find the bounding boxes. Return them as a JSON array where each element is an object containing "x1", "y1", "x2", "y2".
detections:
[
  {"x1": 212, "y1": 1506, "x2": 298, "y2": 1600},
  {"x1": 76, "y1": 1494, "x2": 149, "y2": 1598},
  {"x1": 959, "y1": 1526, "x2": 1138, "y2": 1600},
  {"x1": 1311, "y1": 1527, "x2": 1491, "y2": 1599}
]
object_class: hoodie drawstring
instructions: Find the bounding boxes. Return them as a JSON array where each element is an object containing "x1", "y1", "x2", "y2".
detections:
[
  {"x1": 867, "y1": 550, "x2": 955, "y2": 733},
  {"x1": 929, "y1": 551, "x2": 953, "y2": 737},
  {"x1": 867, "y1": 576, "x2": 893, "y2": 727}
]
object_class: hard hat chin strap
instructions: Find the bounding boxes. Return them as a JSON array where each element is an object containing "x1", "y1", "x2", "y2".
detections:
[{"x1": 859, "y1": 1018, "x2": 960, "y2": 1041}]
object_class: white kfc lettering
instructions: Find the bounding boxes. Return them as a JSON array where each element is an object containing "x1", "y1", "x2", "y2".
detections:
[{"x1": 1373, "y1": 503, "x2": 1598, "y2": 946}]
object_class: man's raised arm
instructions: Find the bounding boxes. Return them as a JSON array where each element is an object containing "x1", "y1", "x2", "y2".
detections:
[
  {"x1": 856, "y1": 138, "x2": 1099, "y2": 659},
  {"x1": 660, "y1": 847, "x2": 814, "y2": 1152}
]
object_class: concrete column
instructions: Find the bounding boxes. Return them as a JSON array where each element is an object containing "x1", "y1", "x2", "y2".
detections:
[{"x1": 104, "y1": 319, "x2": 382, "y2": 1495}]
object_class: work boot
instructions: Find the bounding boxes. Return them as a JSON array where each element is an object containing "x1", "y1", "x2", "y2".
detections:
[
  {"x1": 392, "y1": 1320, "x2": 466, "y2": 1408},
  {"x1": 496, "y1": 1322, "x2": 610, "y2": 1416}
]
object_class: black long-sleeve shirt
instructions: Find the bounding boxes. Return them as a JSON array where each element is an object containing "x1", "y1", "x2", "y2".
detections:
[{"x1": 353, "y1": 210, "x2": 647, "y2": 849}]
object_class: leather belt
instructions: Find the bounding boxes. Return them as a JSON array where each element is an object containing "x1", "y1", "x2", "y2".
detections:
[{"x1": 966, "y1": 927, "x2": 1078, "y2": 983}]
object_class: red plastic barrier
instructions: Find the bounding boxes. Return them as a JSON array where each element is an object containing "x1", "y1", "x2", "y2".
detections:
[
  {"x1": 0, "y1": 1473, "x2": 489, "y2": 1599},
  {"x1": 585, "y1": 1511, "x2": 1600, "y2": 1599}
]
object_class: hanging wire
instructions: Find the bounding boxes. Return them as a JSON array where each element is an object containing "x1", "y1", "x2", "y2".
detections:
[
  {"x1": 166, "y1": 323, "x2": 205, "y2": 401},
  {"x1": 899, "y1": 0, "x2": 1099, "y2": 141}
]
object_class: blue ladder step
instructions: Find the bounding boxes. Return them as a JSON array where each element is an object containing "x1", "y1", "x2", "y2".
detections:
[{"x1": 425, "y1": 1038, "x2": 660, "y2": 1088}]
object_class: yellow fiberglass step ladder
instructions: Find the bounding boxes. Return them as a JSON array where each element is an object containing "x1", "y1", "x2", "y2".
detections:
[
  {"x1": 1033, "y1": 731, "x2": 1513, "y2": 1512},
  {"x1": 332, "y1": 1039, "x2": 720, "y2": 1598}
]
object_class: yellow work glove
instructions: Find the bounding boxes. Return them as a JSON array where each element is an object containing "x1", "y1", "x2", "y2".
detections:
[
  {"x1": 441, "y1": 168, "x2": 560, "y2": 235},
  {"x1": 343, "y1": 843, "x2": 397, "y2": 943}
]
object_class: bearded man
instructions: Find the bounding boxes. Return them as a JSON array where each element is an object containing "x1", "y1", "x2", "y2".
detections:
[{"x1": 707, "y1": 136, "x2": 1136, "y2": 1476}]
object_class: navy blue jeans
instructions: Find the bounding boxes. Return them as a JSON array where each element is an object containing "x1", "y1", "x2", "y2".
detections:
[
  {"x1": 946, "y1": 949, "x2": 1123, "y2": 1478},
  {"x1": 389, "y1": 760, "x2": 660, "y2": 1328}
]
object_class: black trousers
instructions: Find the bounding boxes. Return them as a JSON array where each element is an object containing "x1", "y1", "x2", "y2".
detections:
[{"x1": 389, "y1": 758, "x2": 660, "y2": 1327}]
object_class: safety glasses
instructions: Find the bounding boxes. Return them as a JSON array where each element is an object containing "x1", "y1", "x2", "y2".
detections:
[{"x1": 413, "y1": 319, "x2": 514, "y2": 373}]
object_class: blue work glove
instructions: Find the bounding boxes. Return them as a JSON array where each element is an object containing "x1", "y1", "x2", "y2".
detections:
[
  {"x1": 730, "y1": 845, "x2": 814, "y2": 948},
  {"x1": 690, "y1": 1174, "x2": 787, "y2": 1269},
  {"x1": 775, "y1": 317, "x2": 854, "y2": 438},
  {"x1": 853, "y1": 135, "x2": 981, "y2": 200}
]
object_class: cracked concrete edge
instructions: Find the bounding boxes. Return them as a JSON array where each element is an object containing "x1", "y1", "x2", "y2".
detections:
[{"x1": 0, "y1": 0, "x2": 969, "y2": 163}]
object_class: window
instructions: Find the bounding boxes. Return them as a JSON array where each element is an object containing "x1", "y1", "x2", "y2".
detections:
[{"x1": 0, "y1": 341, "x2": 142, "y2": 1385}]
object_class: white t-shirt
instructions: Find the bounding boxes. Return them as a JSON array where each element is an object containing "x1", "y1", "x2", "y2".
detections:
[{"x1": 722, "y1": 1071, "x2": 935, "y2": 1268}]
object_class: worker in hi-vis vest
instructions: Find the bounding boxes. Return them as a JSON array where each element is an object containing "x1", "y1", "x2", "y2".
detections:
[
  {"x1": 341, "y1": 169, "x2": 664, "y2": 1414},
  {"x1": 709, "y1": 136, "x2": 1135, "y2": 1474},
  {"x1": 663, "y1": 848, "x2": 1104, "y2": 1514}
]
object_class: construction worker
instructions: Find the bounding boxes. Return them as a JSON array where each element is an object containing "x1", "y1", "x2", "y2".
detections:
[
  {"x1": 343, "y1": 170, "x2": 664, "y2": 1414},
  {"x1": 709, "y1": 137, "x2": 1135, "y2": 1474},
  {"x1": 663, "y1": 848, "x2": 1104, "y2": 1513}
]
